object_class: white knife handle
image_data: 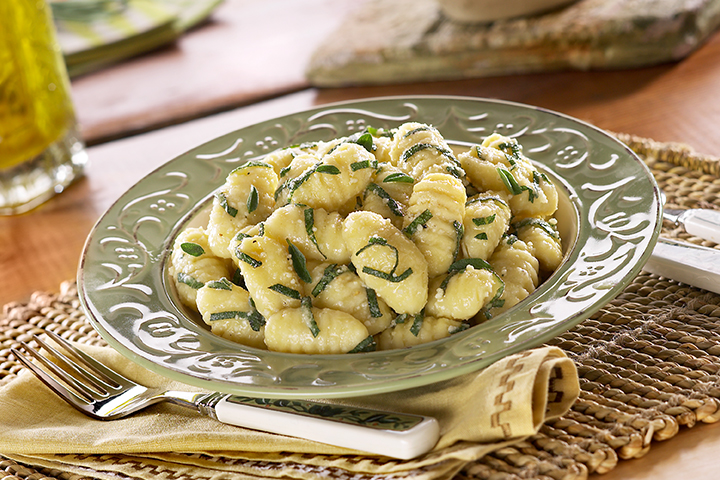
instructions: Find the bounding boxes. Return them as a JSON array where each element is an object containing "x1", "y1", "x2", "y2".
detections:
[
  {"x1": 680, "y1": 209, "x2": 720, "y2": 244},
  {"x1": 207, "y1": 394, "x2": 440, "y2": 459},
  {"x1": 644, "y1": 237, "x2": 720, "y2": 294}
]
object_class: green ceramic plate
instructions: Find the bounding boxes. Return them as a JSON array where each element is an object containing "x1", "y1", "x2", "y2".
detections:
[{"x1": 78, "y1": 96, "x2": 662, "y2": 399}]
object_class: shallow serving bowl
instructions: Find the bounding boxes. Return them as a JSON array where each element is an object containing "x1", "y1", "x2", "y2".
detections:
[{"x1": 78, "y1": 96, "x2": 662, "y2": 399}]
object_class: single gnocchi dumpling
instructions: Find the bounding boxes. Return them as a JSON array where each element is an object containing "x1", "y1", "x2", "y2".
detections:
[
  {"x1": 264, "y1": 303, "x2": 371, "y2": 354},
  {"x1": 169, "y1": 227, "x2": 232, "y2": 310},
  {"x1": 376, "y1": 314, "x2": 465, "y2": 350},
  {"x1": 460, "y1": 134, "x2": 558, "y2": 221},
  {"x1": 389, "y1": 122, "x2": 465, "y2": 180},
  {"x1": 362, "y1": 163, "x2": 414, "y2": 229},
  {"x1": 273, "y1": 153, "x2": 321, "y2": 206},
  {"x1": 507, "y1": 171, "x2": 558, "y2": 221},
  {"x1": 343, "y1": 211, "x2": 429, "y2": 314},
  {"x1": 196, "y1": 278, "x2": 266, "y2": 349},
  {"x1": 403, "y1": 172, "x2": 466, "y2": 277},
  {"x1": 206, "y1": 162, "x2": 278, "y2": 258},
  {"x1": 263, "y1": 204, "x2": 325, "y2": 262},
  {"x1": 263, "y1": 144, "x2": 320, "y2": 177},
  {"x1": 233, "y1": 235, "x2": 304, "y2": 318},
  {"x1": 513, "y1": 218, "x2": 564, "y2": 273},
  {"x1": 462, "y1": 195, "x2": 512, "y2": 261},
  {"x1": 287, "y1": 143, "x2": 376, "y2": 211},
  {"x1": 486, "y1": 235, "x2": 539, "y2": 317},
  {"x1": 425, "y1": 259, "x2": 504, "y2": 321},
  {"x1": 309, "y1": 263, "x2": 394, "y2": 335}
]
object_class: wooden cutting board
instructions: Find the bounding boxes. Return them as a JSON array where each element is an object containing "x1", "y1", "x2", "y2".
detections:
[{"x1": 307, "y1": 0, "x2": 720, "y2": 86}]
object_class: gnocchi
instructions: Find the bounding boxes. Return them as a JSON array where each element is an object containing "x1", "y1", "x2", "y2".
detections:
[{"x1": 170, "y1": 124, "x2": 564, "y2": 353}]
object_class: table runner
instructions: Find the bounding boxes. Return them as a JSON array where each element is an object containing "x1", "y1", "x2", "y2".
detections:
[{"x1": 1, "y1": 133, "x2": 719, "y2": 479}]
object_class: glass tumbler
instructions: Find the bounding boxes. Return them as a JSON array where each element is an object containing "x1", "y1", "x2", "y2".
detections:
[{"x1": 0, "y1": 0, "x2": 88, "y2": 215}]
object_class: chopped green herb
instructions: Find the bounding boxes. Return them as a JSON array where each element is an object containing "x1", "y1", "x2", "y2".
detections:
[
  {"x1": 496, "y1": 168, "x2": 537, "y2": 202},
  {"x1": 348, "y1": 335, "x2": 377, "y2": 353},
  {"x1": 449, "y1": 323, "x2": 470, "y2": 335},
  {"x1": 303, "y1": 208, "x2": 325, "y2": 258},
  {"x1": 365, "y1": 183, "x2": 404, "y2": 217},
  {"x1": 234, "y1": 231, "x2": 251, "y2": 242},
  {"x1": 231, "y1": 268, "x2": 244, "y2": 287},
  {"x1": 311, "y1": 264, "x2": 346, "y2": 297},
  {"x1": 316, "y1": 164, "x2": 341, "y2": 175},
  {"x1": 268, "y1": 284, "x2": 302, "y2": 300},
  {"x1": 366, "y1": 288, "x2": 382, "y2": 318},
  {"x1": 466, "y1": 195, "x2": 509, "y2": 209},
  {"x1": 472, "y1": 214, "x2": 496, "y2": 226},
  {"x1": 301, "y1": 296, "x2": 320, "y2": 337},
  {"x1": 452, "y1": 220, "x2": 463, "y2": 263},
  {"x1": 287, "y1": 239, "x2": 312, "y2": 283},
  {"x1": 207, "y1": 278, "x2": 233, "y2": 291},
  {"x1": 481, "y1": 278, "x2": 506, "y2": 319},
  {"x1": 409, "y1": 311, "x2": 424, "y2": 336},
  {"x1": 440, "y1": 258, "x2": 495, "y2": 291},
  {"x1": 448, "y1": 257, "x2": 494, "y2": 273},
  {"x1": 497, "y1": 168, "x2": 524, "y2": 196},
  {"x1": 180, "y1": 242, "x2": 205, "y2": 257},
  {"x1": 394, "y1": 313, "x2": 409, "y2": 324},
  {"x1": 216, "y1": 192, "x2": 238, "y2": 217},
  {"x1": 367, "y1": 126, "x2": 394, "y2": 139},
  {"x1": 236, "y1": 251, "x2": 262, "y2": 268},
  {"x1": 446, "y1": 164, "x2": 466, "y2": 179},
  {"x1": 209, "y1": 310, "x2": 248, "y2": 321},
  {"x1": 475, "y1": 232, "x2": 489, "y2": 240},
  {"x1": 512, "y1": 218, "x2": 561, "y2": 240},
  {"x1": 362, "y1": 266, "x2": 413, "y2": 283},
  {"x1": 274, "y1": 183, "x2": 288, "y2": 201},
  {"x1": 209, "y1": 309, "x2": 265, "y2": 332},
  {"x1": 382, "y1": 172, "x2": 414, "y2": 184},
  {"x1": 403, "y1": 209, "x2": 433, "y2": 237},
  {"x1": 177, "y1": 273, "x2": 204, "y2": 289},
  {"x1": 351, "y1": 159, "x2": 374, "y2": 171},
  {"x1": 247, "y1": 185, "x2": 259, "y2": 213},
  {"x1": 279, "y1": 165, "x2": 292, "y2": 178},
  {"x1": 356, "y1": 236, "x2": 413, "y2": 283},
  {"x1": 402, "y1": 126, "x2": 435, "y2": 139},
  {"x1": 353, "y1": 132, "x2": 375, "y2": 153},
  {"x1": 229, "y1": 161, "x2": 272, "y2": 174},
  {"x1": 247, "y1": 308, "x2": 266, "y2": 331},
  {"x1": 400, "y1": 143, "x2": 456, "y2": 164},
  {"x1": 497, "y1": 142, "x2": 522, "y2": 166}
]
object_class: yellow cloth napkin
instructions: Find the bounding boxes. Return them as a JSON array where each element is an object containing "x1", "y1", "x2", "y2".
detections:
[{"x1": 0, "y1": 344, "x2": 578, "y2": 480}]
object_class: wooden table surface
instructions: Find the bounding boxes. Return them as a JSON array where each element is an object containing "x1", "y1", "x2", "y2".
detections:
[{"x1": 2, "y1": 1, "x2": 720, "y2": 477}]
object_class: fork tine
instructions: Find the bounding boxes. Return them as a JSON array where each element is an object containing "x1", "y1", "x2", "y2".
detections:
[
  {"x1": 31, "y1": 335, "x2": 111, "y2": 398},
  {"x1": 42, "y1": 330, "x2": 134, "y2": 388},
  {"x1": 11, "y1": 343, "x2": 94, "y2": 406}
]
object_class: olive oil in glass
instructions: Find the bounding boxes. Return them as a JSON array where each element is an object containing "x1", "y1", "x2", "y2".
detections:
[{"x1": 0, "y1": 0, "x2": 87, "y2": 214}]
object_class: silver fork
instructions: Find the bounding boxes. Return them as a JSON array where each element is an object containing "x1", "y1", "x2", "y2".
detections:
[{"x1": 11, "y1": 330, "x2": 439, "y2": 459}]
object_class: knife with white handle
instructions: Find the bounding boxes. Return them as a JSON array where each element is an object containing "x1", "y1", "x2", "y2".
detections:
[
  {"x1": 643, "y1": 237, "x2": 720, "y2": 294},
  {"x1": 663, "y1": 207, "x2": 720, "y2": 244},
  {"x1": 197, "y1": 393, "x2": 440, "y2": 459}
]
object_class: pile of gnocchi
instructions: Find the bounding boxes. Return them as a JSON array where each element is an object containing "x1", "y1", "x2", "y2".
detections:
[{"x1": 170, "y1": 123, "x2": 563, "y2": 354}]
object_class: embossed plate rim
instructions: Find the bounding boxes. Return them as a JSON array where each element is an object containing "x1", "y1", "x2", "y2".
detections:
[{"x1": 78, "y1": 95, "x2": 662, "y2": 398}]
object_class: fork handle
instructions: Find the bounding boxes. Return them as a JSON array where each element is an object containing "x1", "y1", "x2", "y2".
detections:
[{"x1": 201, "y1": 393, "x2": 439, "y2": 459}]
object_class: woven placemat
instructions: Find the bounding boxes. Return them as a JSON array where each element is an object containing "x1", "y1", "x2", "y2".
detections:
[{"x1": 2, "y1": 133, "x2": 720, "y2": 480}]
